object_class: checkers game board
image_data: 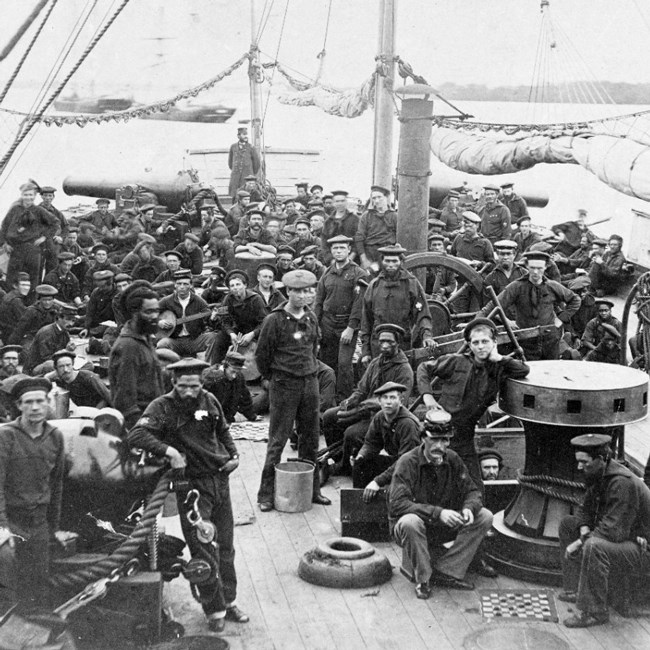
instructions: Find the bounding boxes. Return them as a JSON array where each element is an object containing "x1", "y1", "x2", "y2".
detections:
[
  {"x1": 479, "y1": 589, "x2": 558, "y2": 622},
  {"x1": 229, "y1": 421, "x2": 269, "y2": 442}
]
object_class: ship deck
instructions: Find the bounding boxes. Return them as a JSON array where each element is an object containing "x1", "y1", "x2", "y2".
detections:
[{"x1": 160, "y1": 435, "x2": 650, "y2": 650}]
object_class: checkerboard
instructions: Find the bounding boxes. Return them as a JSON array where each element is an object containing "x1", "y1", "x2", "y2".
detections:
[{"x1": 479, "y1": 589, "x2": 558, "y2": 622}]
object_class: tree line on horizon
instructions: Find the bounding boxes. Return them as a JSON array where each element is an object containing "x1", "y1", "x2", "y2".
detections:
[{"x1": 437, "y1": 81, "x2": 650, "y2": 106}]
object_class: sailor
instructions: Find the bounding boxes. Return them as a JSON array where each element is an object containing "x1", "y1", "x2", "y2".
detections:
[
  {"x1": 38, "y1": 185, "x2": 68, "y2": 274},
  {"x1": 480, "y1": 251, "x2": 581, "y2": 360},
  {"x1": 255, "y1": 269, "x2": 331, "y2": 511},
  {"x1": 360, "y1": 244, "x2": 435, "y2": 360},
  {"x1": 588, "y1": 234, "x2": 629, "y2": 297},
  {"x1": 154, "y1": 250, "x2": 184, "y2": 284},
  {"x1": 0, "y1": 273, "x2": 31, "y2": 342},
  {"x1": 109, "y1": 281, "x2": 164, "y2": 428},
  {"x1": 425, "y1": 235, "x2": 456, "y2": 300},
  {"x1": 225, "y1": 190, "x2": 251, "y2": 237},
  {"x1": 0, "y1": 346, "x2": 21, "y2": 381},
  {"x1": 175, "y1": 232, "x2": 204, "y2": 275},
  {"x1": 478, "y1": 448, "x2": 503, "y2": 481},
  {"x1": 211, "y1": 269, "x2": 267, "y2": 364},
  {"x1": 554, "y1": 233, "x2": 593, "y2": 278},
  {"x1": 228, "y1": 126, "x2": 261, "y2": 200},
  {"x1": 0, "y1": 377, "x2": 74, "y2": 606},
  {"x1": 322, "y1": 323, "x2": 413, "y2": 476},
  {"x1": 450, "y1": 211, "x2": 494, "y2": 264},
  {"x1": 296, "y1": 244, "x2": 325, "y2": 279},
  {"x1": 202, "y1": 351, "x2": 257, "y2": 424},
  {"x1": 512, "y1": 215, "x2": 541, "y2": 257},
  {"x1": 320, "y1": 190, "x2": 360, "y2": 264},
  {"x1": 353, "y1": 381, "x2": 421, "y2": 500},
  {"x1": 127, "y1": 358, "x2": 249, "y2": 633},
  {"x1": 288, "y1": 218, "x2": 320, "y2": 258},
  {"x1": 551, "y1": 208, "x2": 595, "y2": 257},
  {"x1": 0, "y1": 182, "x2": 58, "y2": 290},
  {"x1": 583, "y1": 324, "x2": 621, "y2": 364},
  {"x1": 233, "y1": 210, "x2": 277, "y2": 256},
  {"x1": 275, "y1": 244, "x2": 296, "y2": 280},
  {"x1": 51, "y1": 349, "x2": 111, "y2": 408},
  {"x1": 43, "y1": 251, "x2": 82, "y2": 305},
  {"x1": 580, "y1": 299, "x2": 622, "y2": 355},
  {"x1": 499, "y1": 182, "x2": 528, "y2": 223},
  {"x1": 9, "y1": 284, "x2": 59, "y2": 347},
  {"x1": 417, "y1": 317, "x2": 529, "y2": 498},
  {"x1": 23, "y1": 305, "x2": 77, "y2": 375},
  {"x1": 481, "y1": 239, "x2": 526, "y2": 319},
  {"x1": 314, "y1": 234, "x2": 368, "y2": 401},
  {"x1": 309, "y1": 209, "x2": 325, "y2": 241},
  {"x1": 85, "y1": 269, "x2": 116, "y2": 344},
  {"x1": 439, "y1": 190, "x2": 464, "y2": 239},
  {"x1": 478, "y1": 184, "x2": 511, "y2": 244},
  {"x1": 294, "y1": 182, "x2": 311, "y2": 208},
  {"x1": 251, "y1": 263, "x2": 284, "y2": 311},
  {"x1": 355, "y1": 185, "x2": 398, "y2": 271},
  {"x1": 322, "y1": 193, "x2": 334, "y2": 216},
  {"x1": 389, "y1": 409, "x2": 494, "y2": 598},
  {"x1": 156, "y1": 270, "x2": 219, "y2": 361},
  {"x1": 559, "y1": 433, "x2": 650, "y2": 628},
  {"x1": 80, "y1": 198, "x2": 119, "y2": 233},
  {"x1": 82, "y1": 243, "x2": 120, "y2": 300},
  {"x1": 60, "y1": 227, "x2": 89, "y2": 284}
]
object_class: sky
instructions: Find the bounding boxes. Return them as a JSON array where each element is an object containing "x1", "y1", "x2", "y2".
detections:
[{"x1": 1, "y1": 0, "x2": 650, "y2": 102}]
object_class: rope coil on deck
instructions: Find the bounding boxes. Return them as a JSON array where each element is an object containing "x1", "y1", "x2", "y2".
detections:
[
  {"x1": 50, "y1": 469, "x2": 173, "y2": 589},
  {"x1": 516, "y1": 470, "x2": 585, "y2": 506}
]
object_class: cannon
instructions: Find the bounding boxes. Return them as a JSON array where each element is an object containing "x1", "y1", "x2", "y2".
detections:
[{"x1": 63, "y1": 169, "x2": 202, "y2": 213}]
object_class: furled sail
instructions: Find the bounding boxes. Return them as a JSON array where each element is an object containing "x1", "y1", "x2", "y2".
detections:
[{"x1": 430, "y1": 124, "x2": 650, "y2": 202}]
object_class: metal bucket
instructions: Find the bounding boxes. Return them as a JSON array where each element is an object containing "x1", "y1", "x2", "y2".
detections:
[{"x1": 274, "y1": 461, "x2": 314, "y2": 513}]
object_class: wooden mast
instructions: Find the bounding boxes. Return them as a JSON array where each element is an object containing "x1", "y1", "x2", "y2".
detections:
[
  {"x1": 372, "y1": 0, "x2": 396, "y2": 190},
  {"x1": 249, "y1": 0, "x2": 264, "y2": 163}
]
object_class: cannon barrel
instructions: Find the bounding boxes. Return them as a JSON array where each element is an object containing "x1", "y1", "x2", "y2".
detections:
[
  {"x1": 429, "y1": 177, "x2": 549, "y2": 209},
  {"x1": 63, "y1": 170, "x2": 200, "y2": 212}
]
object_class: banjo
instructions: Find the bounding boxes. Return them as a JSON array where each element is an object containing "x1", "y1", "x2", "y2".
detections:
[{"x1": 155, "y1": 303, "x2": 227, "y2": 339}]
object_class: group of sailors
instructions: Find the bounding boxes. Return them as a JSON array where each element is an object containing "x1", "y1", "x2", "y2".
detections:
[{"x1": 0, "y1": 164, "x2": 647, "y2": 635}]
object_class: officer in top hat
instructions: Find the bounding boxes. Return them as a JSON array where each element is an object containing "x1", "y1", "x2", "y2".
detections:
[
  {"x1": 353, "y1": 381, "x2": 421, "y2": 501},
  {"x1": 360, "y1": 244, "x2": 435, "y2": 360},
  {"x1": 355, "y1": 185, "x2": 397, "y2": 270},
  {"x1": 255, "y1": 269, "x2": 331, "y2": 511},
  {"x1": 128, "y1": 357, "x2": 248, "y2": 633},
  {"x1": 558, "y1": 433, "x2": 650, "y2": 628},
  {"x1": 228, "y1": 124, "x2": 260, "y2": 200},
  {"x1": 389, "y1": 408, "x2": 494, "y2": 599}
]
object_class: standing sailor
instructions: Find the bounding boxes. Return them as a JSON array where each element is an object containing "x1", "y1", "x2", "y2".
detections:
[{"x1": 228, "y1": 127, "x2": 261, "y2": 200}]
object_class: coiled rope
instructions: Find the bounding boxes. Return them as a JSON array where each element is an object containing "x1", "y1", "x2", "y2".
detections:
[
  {"x1": 516, "y1": 470, "x2": 585, "y2": 506},
  {"x1": 50, "y1": 469, "x2": 173, "y2": 590}
]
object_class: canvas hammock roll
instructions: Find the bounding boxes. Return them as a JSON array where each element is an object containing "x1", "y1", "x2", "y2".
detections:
[{"x1": 430, "y1": 125, "x2": 650, "y2": 202}]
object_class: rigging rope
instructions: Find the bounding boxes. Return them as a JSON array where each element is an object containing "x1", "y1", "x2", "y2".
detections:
[
  {"x1": 0, "y1": 0, "x2": 132, "y2": 174},
  {"x1": 0, "y1": 0, "x2": 59, "y2": 105},
  {"x1": 314, "y1": 0, "x2": 333, "y2": 84},
  {"x1": 261, "y1": 0, "x2": 290, "y2": 130}
]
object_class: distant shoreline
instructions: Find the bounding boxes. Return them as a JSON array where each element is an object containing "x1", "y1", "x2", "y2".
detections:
[{"x1": 436, "y1": 82, "x2": 650, "y2": 106}]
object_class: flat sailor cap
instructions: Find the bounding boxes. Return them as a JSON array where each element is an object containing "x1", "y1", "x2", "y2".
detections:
[
  {"x1": 377, "y1": 244, "x2": 408, "y2": 256},
  {"x1": 370, "y1": 185, "x2": 390, "y2": 196},
  {"x1": 11, "y1": 377, "x2": 52, "y2": 400},
  {"x1": 463, "y1": 317, "x2": 497, "y2": 341},
  {"x1": 373, "y1": 381, "x2": 407, "y2": 396},
  {"x1": 36, "y1": 284, "x2": 58, "y2": 296},
  {"x1": 374, "y1": 323, "x2": 406, "y2": 339},
  {"x1": 462, "y1": 211, "x2": 481, "y2": 223},
  {"x1": 423, "y1": 410, "x2": 453, "y2": 437},
  {"x1": 300, "y1": 245, "x2": 319, "y2": 257},
  {"x1": 494, "y1": 240, "x2": 518, "y2": 250},
  {"x1": 327, "y1": 235, "x2": 353, "y2": 245},
  {"x1": 282, "y1": 269, "x2": 317, "y2": 289},
  {"x1": 570, "y1": 433, "x2": 612, "y2": 448},
  {"x1": 92, "y1": 270, "x2": 114, "y2": 281},
  {"x1": 167, "y1": 358, "x2": 210, "y2": 374}
]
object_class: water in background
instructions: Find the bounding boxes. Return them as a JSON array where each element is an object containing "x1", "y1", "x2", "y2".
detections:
[{"x1": 1, "y1": 91, "x2": 648, "y2": 245}]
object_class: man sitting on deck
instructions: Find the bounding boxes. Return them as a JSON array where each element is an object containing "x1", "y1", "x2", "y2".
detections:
[
  {"x1": 389, "y1": 410, "x2": 493, "y2": 599},
  {"x1": 559, "y1": 433, "x2": 650, "y2": 628}
]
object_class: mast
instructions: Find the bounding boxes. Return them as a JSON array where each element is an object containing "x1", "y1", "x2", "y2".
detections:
[
  {"x1": 249, "y1": 0, "x2": 264, "y2": 161},
  {"x1": 372, "y1": 0, "x2": 396, "y2": 190}
]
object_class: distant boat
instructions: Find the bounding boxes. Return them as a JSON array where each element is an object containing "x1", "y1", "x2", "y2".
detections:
[
  {"x1": 53, "y1": 93, "x2": 134, "y2": 114},
  {"x1": 139, "y1": 100, "x2": 236, "y2": 123}
]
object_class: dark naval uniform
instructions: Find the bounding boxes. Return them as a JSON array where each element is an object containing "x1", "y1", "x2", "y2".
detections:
[
  {"x1": 320, "y1": 212, "x2": 359, "y2": 264},
  {"x1": 360, "y1": 268, "x2": 433, "y2": 357},
  {"x1": 22, "y1": 323, "x2": 70, "y2": 375},
  {"x1": 9, "y1": 301, "x2": 58, "y2": 345},
  {"x1": 255, "y1": 303, "x2": 321, "y2": 505},
  {"x1": 450, "y1": 233, "x2": 494, "y2": 264},
  {"x1": 355, "y1": 209, "x2": 398, "y2": 263},
  {"x1": 478, "y1": 201, "x2": 511, "y2": 244},
  {"x1": 228, "y1": 142, "x2": 261, "y2": 199},
  {"x1": 202, "y1": 366, "x2": 255, "y2": 424},
  {"x1": 109, "y1": 322, "x2": 164, "y2": 428},
  {"x1": 128, "y1": 389, "x2": 240, "y2": 619},
  {"x1": 0, "y1": 291, "x2": 28, "y2": 342},
  {"x1": 314, "y1": 259, "x2": 367, "y2": 400},
  {"x1": 43, "y1": 268, "x2": 81, "y2": 304},
  {"x1": 501, "y1": 192, "x2": 528, "y2": 223}
]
